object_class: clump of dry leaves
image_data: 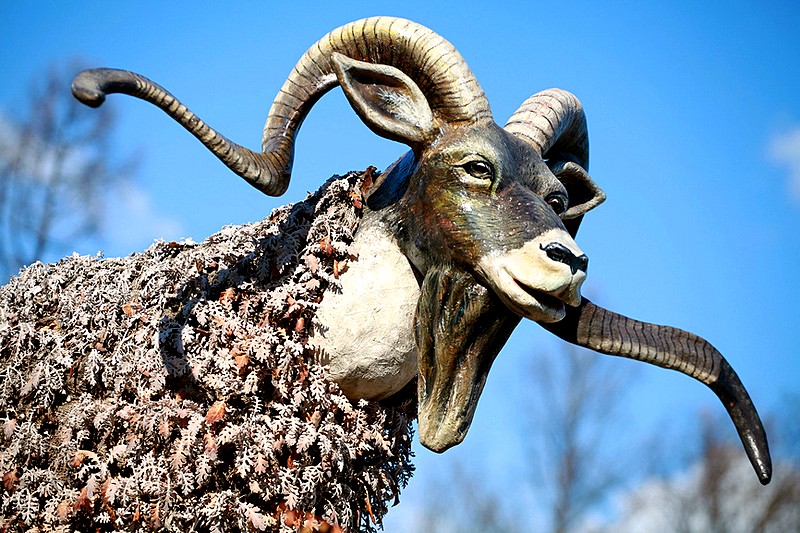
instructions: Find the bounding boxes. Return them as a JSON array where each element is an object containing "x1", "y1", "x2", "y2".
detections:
[{"x1": 0, "y1": 171, "x2": 415, "y2": 532}]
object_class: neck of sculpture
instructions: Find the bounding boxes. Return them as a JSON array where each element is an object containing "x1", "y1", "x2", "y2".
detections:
[{"x1": 365, "y1": 151, "x2": 450, "y2": 278}]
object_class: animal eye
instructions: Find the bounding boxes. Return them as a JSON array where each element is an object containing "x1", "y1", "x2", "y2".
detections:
[
  {"x1": 546, "y1": 193, "x2": 568, "y2": 215},
  {"x1": 462, "y1": 160, "x2": 494, "y2": 180}
]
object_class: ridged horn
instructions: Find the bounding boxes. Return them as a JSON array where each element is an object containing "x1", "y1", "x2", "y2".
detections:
[
  {"x1": 505, "y1": 89, "x2": 602, "y2": 237},
  {"x1": 542, "y1": 298, "x2": 772, "y2": 485},
  {"x1": 71, "y1": 17, "x2": 492, "y2": 197},
  {"x1": 505, "y1": 88, "x2": 589, "y2": 168},
  {"x1": 72, "y1": 68, "x2": 292, "y2": 196}
]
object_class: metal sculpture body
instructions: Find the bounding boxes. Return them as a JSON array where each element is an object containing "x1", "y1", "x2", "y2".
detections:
[{"x1": 72, "y1": 17, "x2": 770, "y2": 485}]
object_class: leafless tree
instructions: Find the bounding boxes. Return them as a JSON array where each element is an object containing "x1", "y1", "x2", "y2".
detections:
[
  {"x1": 525, "y1": 345, "x2": 635, "y2": 533},
  {"x1": 407, "y1": 342, "x2": 799, "y2": 533},
  {"x1": 0, "y1": 61, "x2": 133, "y2": 281},
  {"x1": 595, "y1": 405, "x2": 800, "y2": 533},
  {"x1": 406, "y1": 461, "x2": 514, "y2": 532},
  {"x1": 406, "y1": 343, "x2": 636, "y2": 533},
  {"x1": 689, "y1": 408, "x2": 799, "y2": 533}
]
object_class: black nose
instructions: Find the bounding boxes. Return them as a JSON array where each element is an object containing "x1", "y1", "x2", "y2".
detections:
[{"x1": 540, "y1": 242, "x2": 588, "y2": 274}]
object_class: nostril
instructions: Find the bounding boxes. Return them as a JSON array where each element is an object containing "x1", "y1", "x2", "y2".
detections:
[
  {"x1": 540, "y1": 242, "x2": 588, "y2": 275},
  {"x1": 541, "y1": 242, "x2": 572, "y2": 264},
  {"x1": 575, "y1": 253, "x2": 588, "y2": 273}
]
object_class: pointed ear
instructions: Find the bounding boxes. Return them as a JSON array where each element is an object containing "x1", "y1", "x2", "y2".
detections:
[
  {"x1": 331, "y1": 52, "x2": 437, "y2": 148},
  {"x1": 550, "y1": 161, "x2": 606, "y2": 220}
]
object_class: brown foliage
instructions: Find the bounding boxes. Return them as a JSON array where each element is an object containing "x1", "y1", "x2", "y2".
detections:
[{"x1": 0, "y1": 173, "x2": 415, "y2": 532}]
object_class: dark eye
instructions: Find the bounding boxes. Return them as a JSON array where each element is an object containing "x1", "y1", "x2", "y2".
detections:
[
  {"x1": 546, "y1": 193, "x2": 568, "y2": 215},
  {"x1": 462, "y1": 160, "x2": 494, "y2": 181}
]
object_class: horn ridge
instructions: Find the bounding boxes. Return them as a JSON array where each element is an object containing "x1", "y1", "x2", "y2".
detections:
[
  {"x1": 259, "y1": 16, "x2": 494, "y2": 192},
  {"x1": 72, "y1": 68, "x2": 292, "y2": 196},
  {"x1": 505, "y1": 88, "x2": 589, "y2": 168},
  {"x1": 542, "y1": 298, "x2": 772, "y2": 484},
  {"x1": 73, "y1": 18, "x2": 491, "y2": 197}
]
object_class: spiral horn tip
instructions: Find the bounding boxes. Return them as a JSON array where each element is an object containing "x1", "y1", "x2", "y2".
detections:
[{"x1": 71, "y1": 70, "x2": 107, "y2": 108}]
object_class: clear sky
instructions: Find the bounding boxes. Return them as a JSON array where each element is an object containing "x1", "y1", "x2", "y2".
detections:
[{"x1": 2, "y1": 0, "x2": 799, "y2": 528}]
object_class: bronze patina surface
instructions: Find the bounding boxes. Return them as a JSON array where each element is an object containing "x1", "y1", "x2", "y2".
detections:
[{"x1": 68, "y1": 16, "x2": 773, "y2": 490}]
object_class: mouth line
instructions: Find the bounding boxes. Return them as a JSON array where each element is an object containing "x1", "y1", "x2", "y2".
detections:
[{"x1": 514, "y1": 278, "x2": 566, "y2": 314}]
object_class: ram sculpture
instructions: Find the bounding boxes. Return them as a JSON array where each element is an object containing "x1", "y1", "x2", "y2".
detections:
[{"x1": 1, "y1": 15, "x2": 770, "y2": 532}]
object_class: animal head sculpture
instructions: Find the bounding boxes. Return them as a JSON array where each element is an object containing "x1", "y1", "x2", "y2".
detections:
[{"x1": 72, "y1": 16, "x2": 771, "y2": 484}]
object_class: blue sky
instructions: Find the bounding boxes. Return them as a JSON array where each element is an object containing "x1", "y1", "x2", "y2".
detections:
[{"x1": 2, "y1": 0, "x2": 799, "y2": 528}]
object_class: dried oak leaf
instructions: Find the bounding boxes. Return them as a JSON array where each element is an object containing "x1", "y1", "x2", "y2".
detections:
[
  {"x1": 359, "y1": 165, "x2": 377, "y2": 195},
  {"x1": 56, "y1": 499, "x2": 72, "y2": 520},
  {"x1": 73, "y1": 487, "x2": 93, "y2": 513},
  {"x1": 318, "y1": 237, "x2": 334, "y2": 256},
  {"x1": 2, "y1": 470, "x2": 18, "y2": 492},
  {"x1": 205, "y1": 401, "x2": 226, "y2": 424},
  {"x1": 234, "y1": 351, "x2": 249, "y2": 370},
  {"x1": 71, "y1": 450, "x2": 99, "y2": 469}
]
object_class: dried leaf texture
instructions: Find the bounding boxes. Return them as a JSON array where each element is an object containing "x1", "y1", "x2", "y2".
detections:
[{"x1": 0, "y1": 172, "x2": 415, "y2": 532}]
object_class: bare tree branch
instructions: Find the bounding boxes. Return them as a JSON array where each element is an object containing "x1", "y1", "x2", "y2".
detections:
[
  {"x1": 598, "y1": 408, "x2": 800, "y2": 533},
  {"x1": 409, "y1": 342, "x2": 637, "y2": 533},
  {"x1": 525, "y1": 345, "x2": 635, "y2": 533},
  {"x1": 0, "y1": 60, "x2": 134, "y2": 281}
]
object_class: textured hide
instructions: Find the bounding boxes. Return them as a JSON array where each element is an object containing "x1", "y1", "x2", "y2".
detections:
[{"x1": 0, "y1": 171, "x2": 415, "y2": 532}]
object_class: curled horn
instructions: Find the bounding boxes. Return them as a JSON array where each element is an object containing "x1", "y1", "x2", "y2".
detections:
[
  {"x1": 72, "y1": 69, "x2": 292, "y2": 196},
  {"x1": 505, "y1": 89, "x2": 605, "y2": 235},
  {"x1": 514, "y1": 92, "x2": 771, "y2": 483},
  {"x1": 71, "y1": 17, "x2": 492, "y2": 197},
  {"x1": 505, "y1": 88, "x2": 589, "y2": 168},
  {"x1": 543, "y1": 298, "x2": 772, "y2": 485}
]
